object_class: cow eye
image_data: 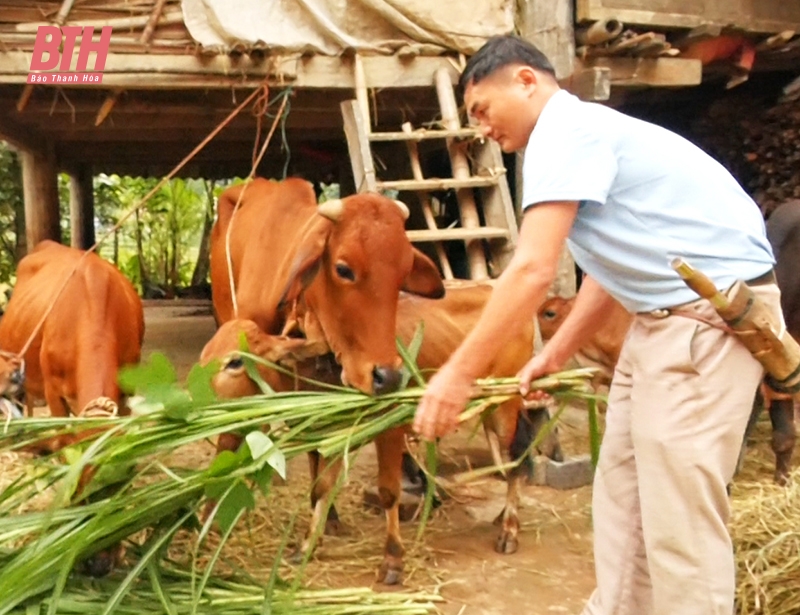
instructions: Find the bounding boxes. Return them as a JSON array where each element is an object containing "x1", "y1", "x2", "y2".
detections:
[
  {"x1": 543, "y1": 309, "x2": 557, "y2": 320},
  {"x1": 223, "y1": 356, "x2": 245, "y2": 371},
  {"x1": 335, "y1": 262, "x2": 356, "y2": 282}
]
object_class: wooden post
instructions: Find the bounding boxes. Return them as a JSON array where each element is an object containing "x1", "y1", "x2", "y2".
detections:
[
  {"x1": 518, "y1": 0, "x2": 575, "y2": 79},
  {"x1": 21, "y1": 149, "x2": 60, "y2": 250},
  {"x1": 69, "y1": 165, "x2": 95, "y2": 249}
]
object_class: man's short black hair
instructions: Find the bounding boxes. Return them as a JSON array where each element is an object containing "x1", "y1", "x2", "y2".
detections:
[{"x1": 458, "y1": 35, "x2": 556, "y2": 94}]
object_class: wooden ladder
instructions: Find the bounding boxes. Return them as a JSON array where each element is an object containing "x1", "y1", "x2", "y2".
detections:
[{"x1": 340, "y1": 58, "x2": 518, "y2": 281}]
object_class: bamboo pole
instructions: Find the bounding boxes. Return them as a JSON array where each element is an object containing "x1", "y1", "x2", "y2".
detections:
[{"x1": 140, "y1": 0, "x2": 168, "y2": 45}]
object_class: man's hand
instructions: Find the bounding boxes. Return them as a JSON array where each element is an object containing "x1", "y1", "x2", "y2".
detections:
[
  {"x1": 517, "y1": 348, "x2": 562, "y2": 399},
  {"x1": 413, "y1": 365, "x2": 475, "y2": 441}
]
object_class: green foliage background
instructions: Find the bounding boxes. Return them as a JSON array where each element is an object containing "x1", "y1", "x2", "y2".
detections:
[{"x1": 0, "y1": 140, "x2": 241, "y2": 301}]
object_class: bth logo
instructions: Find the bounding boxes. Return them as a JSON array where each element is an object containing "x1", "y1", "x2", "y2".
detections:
[{"x1": 27, "y1": 26, "x2": 112, "y2": 84}]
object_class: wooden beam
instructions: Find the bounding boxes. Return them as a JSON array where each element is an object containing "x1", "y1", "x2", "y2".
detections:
[
  {"x1": 575, "y1": 1, "x2": 800, "y2": 33},
  {"x1": 21, "y1": 149, "x2": 61, "y2": 248},
  {"x1": 575, "y1": 57, "x2": 702, "y2": 88},
  {"x1": 0, "y1": 116, "x2": 48, "y2": 153},
  {"x1": 0, "y1": 52, "x2": 462, "y2": 89},
  {"x1": 68, "y1": 164, "x2": 95, "y2": 249},
  {"x1": 559, "y1": 67, "x2": 611, "y2": 101}
]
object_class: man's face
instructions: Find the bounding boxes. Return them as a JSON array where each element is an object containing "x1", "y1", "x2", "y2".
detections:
[{"x1": 464, "y1": 65, "x2": 538, "y2": 153}]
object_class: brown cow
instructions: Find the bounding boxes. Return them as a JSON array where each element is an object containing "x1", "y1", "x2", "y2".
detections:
[
  {"x1": 0, "y1": 241, "x2": 144, "y2": 423},
  {"x1": 743, "y1": 199, "x2": 800, "y2": 483},
  {"x1": 0, "y1": 241, "x2": 144, "y2": 576},
  {"x1": 210, "y1": 177, "x2": 445, "y2": 395},
  {"x1": 201, "y1": 284, "x2": 556, "y2": 584},
  {"x1": 537, "y1": 294, "x2": 632, "y2": 394}
]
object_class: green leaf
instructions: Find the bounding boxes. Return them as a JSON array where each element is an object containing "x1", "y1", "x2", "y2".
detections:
[
  {"x1": 118, "y1": 352, "x2": 177, "y2": 395},
  {"x1": 239, "y1": 331, "x2": 275, "y2": 394},
  {"x1": 398, "y1": 323, "x2": 426, "y2": 389},
  {"x1": 185, "y1": 362, "x2": 218, "y2": 404},
  {"x1": 587, "y1": 398, "x2": 601, "y2": 468},
  {"x1": 245, "y1": 431, "x2": 286, "y2": 479},
  {"x1": 207, "y1": 450, "x2": 241, "y2": 477},
  {"x1": 253, "y1": 464, "x2": 273, "y2": 497},
  {"x1": 216, "y1": 480, "x2": 255, "y2": 534}
]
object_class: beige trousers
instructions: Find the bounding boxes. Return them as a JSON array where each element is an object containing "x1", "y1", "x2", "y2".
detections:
[{"x1": 581, "y1": 284, "x2": 783, "y2": 615}]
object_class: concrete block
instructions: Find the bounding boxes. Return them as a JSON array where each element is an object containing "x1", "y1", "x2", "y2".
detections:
[{"x1": 532, "y1": 454, "x2": 594, "y2": 490}]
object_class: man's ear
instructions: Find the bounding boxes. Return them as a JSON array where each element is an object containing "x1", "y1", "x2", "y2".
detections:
[
  {"x1": 514, "y1": 65, "x2": 539, "y2": 90},
  {"x1": 402, "y1": 248, "x2": 445, "y2": 299},
  {"x1": 277, "y1": 217, "x2": 332, "y2": 310}
]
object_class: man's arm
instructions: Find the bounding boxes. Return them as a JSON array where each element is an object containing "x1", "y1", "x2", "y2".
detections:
[
  {"x1": 413, "y1": 200, "x2": 579, "y2": 441},
  {"x1": 518, "y1": 275, "x2": 622, "y2": 394}
]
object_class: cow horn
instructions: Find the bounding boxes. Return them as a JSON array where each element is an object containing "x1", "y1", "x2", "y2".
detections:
[
  {"x1": 393, "y1": 199, "x2": 410, "y2": 220},
  {"x1": 317, "y1": 199, "x2": 343, "y2": 221}
]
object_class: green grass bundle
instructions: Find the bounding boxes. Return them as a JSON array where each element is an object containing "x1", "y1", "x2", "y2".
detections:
[{"x1": 0, "y1": 352, "x2": 600, "y2": 614}]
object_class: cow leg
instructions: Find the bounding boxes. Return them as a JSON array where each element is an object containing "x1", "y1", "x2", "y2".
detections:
[
  {"x1": 291, "y1": 454, "x2": 344, "y2": 563},
  {"x1": 492, "y1": 406, "x2": 534, "y2": 555},
  {"x1": 307, "y1": 451, "x2": 344, "y2": 535},
  {"x1": 769, "y1": 396, "x2": 796, "y2": 485},
  {"x1": 527, "y1": 405, "x2": 564, "y2": 462},
  {"x1": 735, "y1": 390, "x2": 764, "y2": 477},
  {"x1": 375, "y1": 427, "x2": 406, "y2": 585}
]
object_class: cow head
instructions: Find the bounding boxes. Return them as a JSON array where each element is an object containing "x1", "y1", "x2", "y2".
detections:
[
  {"x1": 537, "y1": 297, "x2": 573, "y2": 342},
  {"x1": 200, "y1": 319, "x2": 336, "y2": 399},
  {"x1": 277, "y1": 193, "x2": 445, "y2": 395}
]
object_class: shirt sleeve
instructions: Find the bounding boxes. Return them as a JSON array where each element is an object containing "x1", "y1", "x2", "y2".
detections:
[{"x1": 521, "y1": 108, "x2": 618, "y2": 211}]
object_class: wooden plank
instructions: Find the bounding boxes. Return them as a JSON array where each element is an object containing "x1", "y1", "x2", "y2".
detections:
[
  {"x1": 575, "y1": 57, "x2": 702, "y2": 87},
  {"x1": 340, "y1": 100, "x2": 377, "y2": 193},
  {"x1": 377, "y1": 176, "x2": 498, "y2": 192},
  {"x1": 575, "y1": 1, "x2": 800, "y2": 33},
  {"x1": 0, "y1": 51, "x2": 462, "y2": 89},
  {"x1": 369, "y1": 128, "x2": 481, "y2": 142},
  {"x1": 406, "y1": 227, "x2": 510, "y2": 242}
]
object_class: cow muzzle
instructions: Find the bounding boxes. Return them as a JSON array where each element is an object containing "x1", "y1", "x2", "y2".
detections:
[{"x1": 372, "y1": 365, "x2": 403, "y2": 396}]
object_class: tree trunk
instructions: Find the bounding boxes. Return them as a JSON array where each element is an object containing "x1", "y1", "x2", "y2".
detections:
[
  {"x1": 190, "y1": 179, "x2": 215, "y2": 287},
  {"x1": 134, "y1": 208, "x2": 148, "y2": 287}
]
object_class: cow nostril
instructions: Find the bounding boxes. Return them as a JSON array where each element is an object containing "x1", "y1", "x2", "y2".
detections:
[{"x1": 372, "y1": 366, "x2": 403, "y2": 395}]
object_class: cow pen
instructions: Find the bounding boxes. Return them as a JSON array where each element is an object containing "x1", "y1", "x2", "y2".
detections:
[{"x1": 1, "y1": 1, "x2": 800, "y2": 614}]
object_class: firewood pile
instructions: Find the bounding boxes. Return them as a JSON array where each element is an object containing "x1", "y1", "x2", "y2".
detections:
[
  {"x1": 576, "y1": 19, "x2": 679, "y2": 59},
  {"x1": 691, "y1": 83, "x2": 800, "y2": 217}
]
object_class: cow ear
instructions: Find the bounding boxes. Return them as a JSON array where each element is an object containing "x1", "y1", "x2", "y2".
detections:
[
  {"x1": 277, "y1": 217, "x2": 331, "y2": 309},
  {"x1": 402, "y1": 248, "x2": 445, "y2": 298}
]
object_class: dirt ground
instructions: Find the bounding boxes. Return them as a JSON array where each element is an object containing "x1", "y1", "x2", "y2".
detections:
[{"x1": 132, "y1": 304, "x2": 786, "y2": 614}]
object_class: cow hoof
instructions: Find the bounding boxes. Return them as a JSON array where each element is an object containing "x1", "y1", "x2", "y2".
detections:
[
  {"x1": 82, "y1": 545, "x2": 123, "y2": 577},
  {"x1": 377, "y1": 560, "x2": 404, "y2": 585},
  {"x1": 492, "y1": 508, "x2": 506, "y2": 527},
  {"x1": 495, "y1": 532, "x2": 519, "y2": 555},
  {"x1": 324, "y1": 518, "x2": 345, "y2": 536}
]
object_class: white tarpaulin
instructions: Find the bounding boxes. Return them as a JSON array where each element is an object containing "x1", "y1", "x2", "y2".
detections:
[{"x1": 181, "y1": 0, "x2": 515, "y2": 55}]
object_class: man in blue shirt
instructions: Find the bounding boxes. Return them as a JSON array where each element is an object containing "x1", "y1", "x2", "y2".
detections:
[{"x1": 413, "y1": 35, "x2": 784, "y2": 615}]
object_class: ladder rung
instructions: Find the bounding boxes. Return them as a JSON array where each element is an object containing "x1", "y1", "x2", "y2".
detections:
[
  {"x1": 406, "y1": 227, "x2": 511, "y2": 242},
  {"x1": 368, "y1": 128, "x2": 482, "y2": 142},
  {"x1": 377, "y1": 177, "x2": 499, "y2": 192}
]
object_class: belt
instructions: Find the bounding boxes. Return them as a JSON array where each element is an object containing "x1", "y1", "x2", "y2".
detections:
[
  {"x1": 645, "y1": 268, "x2": 776, "y2": 319},
  {"x1": 745, "y1": 268, "x2": 777, "y2": 287}
]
